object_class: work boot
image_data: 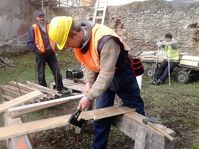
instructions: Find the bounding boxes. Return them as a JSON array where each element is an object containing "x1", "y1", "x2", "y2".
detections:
[
  {"x1": 58, "y1": 87, "x2": 71, "y2": 95},
  {"x1": 152, "y1": 79, "x2": 162, "y2": 85},
  {"x1": 151, "y1": 78, "x2": 157, "y2": 85},
  {"x1": 155, "y1": 79, "x2": 163, "y2": 85}
]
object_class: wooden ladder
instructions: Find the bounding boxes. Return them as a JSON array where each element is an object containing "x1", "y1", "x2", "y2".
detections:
[{"x1": 92, "y1": 0, "x2": 108, "y2": 24}]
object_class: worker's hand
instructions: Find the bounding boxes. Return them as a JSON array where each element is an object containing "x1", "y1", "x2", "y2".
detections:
[
  {"x1": 83, "y1": 82, "x2": 93, "y2": 95},
  {"x1": 78, "y1": 96, "x2": 92, "y2": 111}
]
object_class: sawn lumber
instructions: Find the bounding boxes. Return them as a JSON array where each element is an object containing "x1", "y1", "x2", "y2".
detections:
[
  {"x1": 0, "y1": 90, "x2": 43, "y2": 113},
  {"x1": 7, "y1": 94, "x2": 84, "y2": 118},
  {"x1": 4, "y1": 112, "x2": 32, "y2": 149},
  {"x1": 0, "y1": 106, "x2": 133, "y2": 140}
]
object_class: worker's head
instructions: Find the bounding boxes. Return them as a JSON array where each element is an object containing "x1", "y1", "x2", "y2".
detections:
[
  {"x1": 49, "y1": 16, "x2": 84, "y2": 50},
  {"x1": 165, "y1": 33, "x2": 172, "y2": 42},
  {"x1": 36, "y1": 11, "x2": 45, "y2": 25}
]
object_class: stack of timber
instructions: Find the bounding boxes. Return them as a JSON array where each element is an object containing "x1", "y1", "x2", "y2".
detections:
[
  {"x1": 180, "y1": 55, "x2": 199, "y2": 67},
  {"x1": 1, "y1": 91, "x2": 43, "y2": 149},
  {"x1": 50, "y1": 78, "x2": 85, "y2": 93},
  {"x1": 0, "y1": 87, "x2": 82, "y2": 149},
  {"x1": 139, "y1": 50, "x2": 199, "y2": 68},
  {"x1": 0, "y1": 57, "x2": 14, "y2": 68},
  {"x1": 0, "y1": 106, "x2": 176, "y2": 149},
  {"x1": 0, "y1": 79, "x2": 176, "y2": 149},
  {"x1": 138, "y1": 50, "x2": 167, "y2": 63},
  {"x1": 0, "y1": 81, "x2": 62, "y2": 102}
]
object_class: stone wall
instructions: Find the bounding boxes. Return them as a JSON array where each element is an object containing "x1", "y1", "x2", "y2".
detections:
[
  {"x1": 0, "y1": 0, "x2": 30, "y2": 55},
  {"x1": 0, "y1": 0, "x2": 53, "y2": 55},
  {"x1": 107, "y1": 0, "x2": 199, "y2": 54},
  {"x1": 1, "y1": 0, "x2": 199, "y2": 55},
  {"x1": 51, "y1": 0, "x2": 199, "y2": 54}
]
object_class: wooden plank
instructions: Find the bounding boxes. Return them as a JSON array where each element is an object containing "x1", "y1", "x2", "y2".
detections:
[
  {"x1": 134, "y1": 126, "x2": 147, "y2": 149},
  {"x1": 26, "y1": 81, "x2": 62, "y2": 97},
  {"x1": 146, "y1": 121, "x2": 174, "y2": 141},
  {"x1": 4, "y1": 85, "x2": 28, "y2": 95},
  {"x1": 7, "y1": 94, "x2": 84, "y2": 118},
  {"x1": 62, "y1": 79, "x2": 85, "y2": 92},
  {"x1": 1, "y1": 95, "x2": 13, "y2": 101},
  {"x1": 0, "y1": 85, "x2": 20, "y2": 98},
  {"x1": 113, "y1": 112, "x2": 175, "y2": 149},
  {"x1": 8, "y1": 81, "x2": 34, "y2": 92},
  {"x1": 7, "y1": 82, "x2": 50, "y2": 101},
  {"x1": 0, "y1": 106, "x2": 133, "y2": 140},
  {"x1": 0, "y1": 90, "x2": 43, "y2": 113},
  {"x1": 4, "y1": 112, "x2": 32, "y2": 149}
]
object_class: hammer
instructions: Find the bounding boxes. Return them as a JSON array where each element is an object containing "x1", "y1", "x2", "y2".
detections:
[
  {"x1": 68, "y1": 109, "x2": 85, "y2": 133},
  {"x1": 142, "y1": 118, "x2": 174, "y2": 141}
]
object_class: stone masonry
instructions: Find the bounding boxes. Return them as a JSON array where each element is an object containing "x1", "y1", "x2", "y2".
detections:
[{"x1": 1, "y1": 0, "x2": 199, "y2": 55}]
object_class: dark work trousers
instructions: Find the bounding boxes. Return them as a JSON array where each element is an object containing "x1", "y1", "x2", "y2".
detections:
[
  {"x1": 35, "y1": 51, "x2": 63, "y2": 91},
  {"x1": 92, "y1": 62, "x2": 145, "y2": 149},
  {"x1": 154, "y1": 59, "x2": 177, "y2": 83}
]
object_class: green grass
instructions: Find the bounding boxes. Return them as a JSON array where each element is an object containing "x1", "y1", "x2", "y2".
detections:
[
  {"x1": 142, "y1": 76, "x2": 199, "y2": 149},
  {"x1": 192, "y1": 143, "x2": 199, "y2": 149},
  {"x1": 0, "y1": 50, "x2": 79, "y2": 85},
  {"x1": 0, "y1": 52, "x2": 199, "y2": 149}
]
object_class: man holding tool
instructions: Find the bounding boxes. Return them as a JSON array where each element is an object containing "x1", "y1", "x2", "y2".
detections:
[{"x1": 49, "y1": 16, "x2": 145, "y2": 149}]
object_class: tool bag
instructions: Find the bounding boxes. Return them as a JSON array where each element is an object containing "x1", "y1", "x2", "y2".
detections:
[
  {"x1": 128, "y1": 55, "x2": 144, "y2": 77},
  {"x1": 66, "y1": 65, "x2": 83, "y2": 79}
]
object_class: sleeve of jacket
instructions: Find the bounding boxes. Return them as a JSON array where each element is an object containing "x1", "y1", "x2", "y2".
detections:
[
  {"x1": 170, "y1": 39, "x2": 179, "y2": 50},
  {"x1": 27, "y1": 26, "x2": 39, "y2": 54},
  {"x1": 82, "y1": 64, "x2": 97, "y2": 84},
  {"x1": 85, "y1": 38, "x2": 120, "y2": 100}
]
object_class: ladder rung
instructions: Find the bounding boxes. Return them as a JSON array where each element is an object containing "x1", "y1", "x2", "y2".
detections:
[
  {"x1": 93, "y1": 0, "x2": 107, "y2": 24},
  {"x1": 97, "y1": 8, "x2": 105, "y2": 11},
  {"x1": 95, "y1": 16, "x2": 103, "y2": 20}
]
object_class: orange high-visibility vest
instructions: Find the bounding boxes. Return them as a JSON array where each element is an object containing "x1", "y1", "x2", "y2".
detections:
[
  {"x1": 74, "y1": 24, "x2": 130, "y2": 72},
  {"x1": 32, "y1": 23, "x2": 56, "y2": 53}
]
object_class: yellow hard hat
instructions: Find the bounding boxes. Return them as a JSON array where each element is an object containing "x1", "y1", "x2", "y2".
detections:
[{"x1": 49, "y1": 16, "x2": 73, "y2": 50}]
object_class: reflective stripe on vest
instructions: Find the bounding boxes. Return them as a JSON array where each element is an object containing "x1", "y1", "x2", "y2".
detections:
[
  {"x1": 32, "y1": 24, "x2": 56, "y2": 53},
  {"x1": 74, "y1": 24, "x2": 130, "y2": 72},
  {"x1": 165, "y1": 46, "x2": 179, "y2": 61}
]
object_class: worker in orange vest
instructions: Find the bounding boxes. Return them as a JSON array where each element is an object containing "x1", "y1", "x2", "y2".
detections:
[
  {"x1": 49, "y1": 16, "x2": 145, "y2": 149},
  {"x1": 27, "y1": 11, "x2": 67, "y2": 94}
]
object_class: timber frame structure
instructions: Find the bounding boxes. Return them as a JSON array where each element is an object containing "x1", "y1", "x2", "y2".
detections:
[{"x1": 0, "y1": 79, "x2": 176, "y2": 149}]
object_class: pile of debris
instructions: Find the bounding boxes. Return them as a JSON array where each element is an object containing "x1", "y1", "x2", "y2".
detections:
[{"x1": 0, "y1": 57, "x2": 14, "y2": 68}]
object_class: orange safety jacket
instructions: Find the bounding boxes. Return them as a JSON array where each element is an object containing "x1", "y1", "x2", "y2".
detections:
[
  {"x1": 74, "y1": 24, "x2": 130, "y2": 72},
  {"x1": 32, "y1": 23, "x2": 56, "y2": 53}
]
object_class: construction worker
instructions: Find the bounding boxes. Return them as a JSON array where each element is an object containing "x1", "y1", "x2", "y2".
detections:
[
  {"x1": 27, "y1": 11, "x2": 67, "y2": 94},
  {"x1": 152, "y1": 33, "x2": 180, "y2": 85},
  {"x1": 49, "y1": 16, "x2": 145, "y2": 149}
]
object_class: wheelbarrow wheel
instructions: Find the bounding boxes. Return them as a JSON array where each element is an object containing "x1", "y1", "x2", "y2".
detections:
[
  {"x1": 175, "y1": 70, "x2": 189, "y2": 84},
  {"x1": 145, "y1": 67, "x2": 155, "y2": 77}
]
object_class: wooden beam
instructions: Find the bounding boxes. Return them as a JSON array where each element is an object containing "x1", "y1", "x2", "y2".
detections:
[
  {"x1": 1, "y1": 95, "x2": 13, "y2": 101},
  {"x1": 113, "y1": 112, "x2": 175, "y2": 149},
  {"x1": 4, "y1": 112, "x2": 32, "y2": 149},
  {"x1": 8, "y1": 81, "x2": 34, "y2": 92},
  {"x1": 0, "y1": 85, "x2": 20, "y2": 98},
  {"x1": 3, "y1": 85, "x2": 29, "y2": 95},
  {"x1": 7, "y1": 94, "x2": 84, "y2": 118},
  {"x1": 26, "y1": 81, "x2": 62, "y2": 97},
  {"x1": 0, "y1": 90, "x2": 43, "y2": 113},
  {"x1": 62, "y1": 79, "x2": 85, "y2": 92},
  {"x1": 0, "y1": 106, "x2": 133, "y2": 140}
]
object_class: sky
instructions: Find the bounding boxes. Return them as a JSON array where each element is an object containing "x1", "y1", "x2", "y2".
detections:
[
  {"x1": 107, "y1": 0, "x2": 199, "y2": 6},
  {"x1": 108, "y1": 0, "x2": 145, "y2": 6}
]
